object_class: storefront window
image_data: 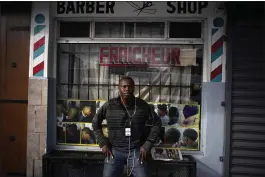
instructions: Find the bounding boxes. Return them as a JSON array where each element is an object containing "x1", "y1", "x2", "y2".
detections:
[
  {"x1": 59, "y1": 21, "x2": 90, "y2": 37},
  {"x1": 94, "y1": 22, "x2": 165, "y2": 38},
  {"x1": 57, "y1": 44, "x2": 201, "y2": 101},
  {"x1": 95, "y1": 22, "x2": 123, "y2": 38},
  {"x1": 56, "y1": 21, "x2": 203, "y2": 151},
  {"x1": 135, "y1": 22, "x2": 165, "y2": 38},
  {"x1": 169, "y1": 22, "x2": 202, "y2": 38}
]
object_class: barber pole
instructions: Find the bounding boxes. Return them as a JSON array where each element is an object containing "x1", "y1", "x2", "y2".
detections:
[
  {"x1": 32, "y1": 14, "x2": 46, "y2": 77},
  {"x1": 211, "y1": 17, "x2": 225, "y2": 82}
]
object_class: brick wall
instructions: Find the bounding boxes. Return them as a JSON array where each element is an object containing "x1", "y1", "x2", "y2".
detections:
[{"x1": 27, "y1": 77, "x2": 48, "y2": 177}]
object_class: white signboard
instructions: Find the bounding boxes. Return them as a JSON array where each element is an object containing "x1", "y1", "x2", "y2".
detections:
[{"x1": 54, "y1": 1, "x2": 218, "y2": 18}]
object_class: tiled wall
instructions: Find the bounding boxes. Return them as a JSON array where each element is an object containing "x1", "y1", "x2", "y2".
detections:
[{"x1": 27, "y1": 77, "x2": 48, "y2": 177}]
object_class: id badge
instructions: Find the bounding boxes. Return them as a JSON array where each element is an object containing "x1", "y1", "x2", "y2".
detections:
[{"x1": 125, "y1": 128, "x2": 131, "y2": 137}]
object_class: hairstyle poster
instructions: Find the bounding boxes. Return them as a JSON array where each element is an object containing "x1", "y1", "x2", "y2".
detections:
[
  {"x1": 56, "y1": 100, "x2": 98, "y2": 146},
  {"x1": 148, "y1": 103, "x2": 200, "y2": 150},
  {"x1": 57, "y1": 100, "x2": 200, "y2": 150}
]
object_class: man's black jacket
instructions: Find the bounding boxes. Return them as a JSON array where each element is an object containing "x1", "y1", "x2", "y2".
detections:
[{"x1": 92, "y1": 96, "x2": 162, "y2": 152}]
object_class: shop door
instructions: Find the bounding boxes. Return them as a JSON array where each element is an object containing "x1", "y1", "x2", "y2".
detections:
[
  {"x1": 0, "y1": 14, "x2": 30, "y2": 176},
  {"x1": 224, "y1": 2, "x2": 265, "y2": 177}
]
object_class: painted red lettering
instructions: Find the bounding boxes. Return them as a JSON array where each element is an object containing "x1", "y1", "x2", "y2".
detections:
[
  {"x1": 171, "y1": 48, "x2": 180, "y2": 65},
  {"x1": 100, "y1": 47, "x2": 108, "y2": 63},
  {"x1": 161, "y1": 48, "x2": 171, "y2": 65},
  {"x1": 152, "y1": 48, "x2": 160, "y2": 64},
  {"x1": 142, "y1": 48, "x2": 151, "y2": 63},
  {"x1": 99, "y1": 46, "x2": 184, "y2": 67},
  {"x1": 133, "y1": 47, "x2": 141, "y2": 63},
  {"x1": 110, "y1": 47, "x2": 118, "y2": 63},
  {"x1": 119, "y1": 47, "x2": 127, "y2": 62},
  {"x1": 128, "y1": 47, "x2": 133, "y2": 63}
]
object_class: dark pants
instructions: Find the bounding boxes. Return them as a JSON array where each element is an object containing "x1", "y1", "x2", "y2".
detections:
[{"x1": 103, "y1": 149, "x2": 148, "y2": 177}]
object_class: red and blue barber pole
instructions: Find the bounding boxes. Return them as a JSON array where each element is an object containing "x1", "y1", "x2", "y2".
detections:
[
  {"x1": 211, "y1": 17, "x2": 225, "y2": 82},
  {"x1": 33, "y1": 14, "x2": 46, "y2": 77}
]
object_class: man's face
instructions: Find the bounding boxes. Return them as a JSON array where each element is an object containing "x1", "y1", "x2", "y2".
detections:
[
  {"x1": 158, "y1": 109, "x2": 166, "y2": 117},
  {"x1": 183, "y1": 136, "x2": 193, "y2": 146},
  {"x1": 83, "y1": 107, "x2": 91, "y2": 117},
  {"x1": 82, "y1": 132, "x2": 90, "y2": 140},
  {"x1": 119, "y1": 79, "x2": 135, "y2": 98}
]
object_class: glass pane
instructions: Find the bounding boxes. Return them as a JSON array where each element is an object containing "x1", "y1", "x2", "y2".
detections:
[
  {"x1": 139, "y1": 86, "x2": 150, "y2": 102},
  {"x1": 136, "y1": 22, "x2": 164, "y2": 38},
  {"x1": 109, "y1": 67, "x2": 123, "y2": 76},
  {"x1": 79, "y1": 55, "x2": 89, "y2": 86},
  {"x1": 125, "y1": 22, "x2": 134, "y2": 38},
  {"x1": 59, "y1": 43, "x2": 70, "y2": 52},
  {"x1": 89, "y1": 86, "x2": 98, "y2": 100},
  {"x1": 139, "y1": 73, "x2": 150, "y2": 86},
  {"x1": 190, "y1": 83, "x2": 201, "y2": 104},
  {"x1": 161, "y1": 72, "x2": 170, "y2": 86},
  {"x1": 161, "y1": 87, "x2": 170, "y2": 102},
  {"x1": 99, "y1": 86, "x2": 108, "y2": 101},
  {"x1": 109, "y1": 86, "x2": 119, "y2": 99},
  {"x1": 181, "y1": 67, "x2": 192, "y2": 86},
  {"x1": 169, "y1": 22, "x2": 202, "y2": 38},
  {"x1": 90, "y1": 44, "x2": 100, "y2": 54},
  {"x1": 150, "y1": 87, "x2": 160, "y2": 102},
  {"x1": 80, "y1": 123, "x2": 96, "y2": 144},
  {"x1": 180, "y1": 87, "x2": 191, "y2": 104},
  {"x1": 76, "y1": 44, "x2": 90, "y2": 53},
  {"x1": 57, "y1": 45, "x2": 202, "y2": 98},
  {"x1": 65, "y1": 123, "x2": 81, "y2": 144},
  {"x1": 58, "y1": 53, "x2": 69, "y2": 84},
  {"x1": 95, "y1": 22, "x2": 123, "y2": 38},
  {"x1": 60, "y1": 22, "x2": 90, "y2": 37},
  {"x1": 171, "y1": 68, "x2": 181, "y2": 85},
  {"x1": 79, "y1": 85, "x2": 89, "y2": 100},
  {"x1": 57, "y1": 84, "x2": 68, "y2": 99},
  {"x1": 134, "y1": 85, "x2": 140, "y2": 98},
  {"x1": 79, "y1": 100, "x2": 97, "y2": 118},
  {"x1": 99, "y1": 66, "x2": 109, "y2": 84},
  {"x1": 129, "y1": 75, "x2": 140, "y2": 85},
  {"x1": 70, "y1": 85, "x2": 79, "y2": 99},
  {"x1": 72, "y1": 55, "x2": 81, "y2": 85},
  {"x1": 56, "y1": 43, "x2": 204, "y2": 149},
  {"x1": 89, "y1": 54, "x2": 100, "y2": 84},
  {"x1": 150, "y1": 72, "x2": 161, "y2": 86},
  {"x1": 109, "y1": 74, "x2": 120, "y2": 85},
  {"x1": 171, "y1": 87, "x2": 180, "y2": 103},
  {"x1": 56, "y1": 122, "x2": 66, "y2": 143}
]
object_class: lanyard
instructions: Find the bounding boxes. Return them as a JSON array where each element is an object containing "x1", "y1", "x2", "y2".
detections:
[{"x1": 122, "y1": 98, "x2": 137, "y2": 125}]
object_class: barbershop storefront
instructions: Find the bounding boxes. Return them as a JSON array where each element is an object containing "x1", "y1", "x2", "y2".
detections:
[{"x1": 27, "y1": 1, "x2": 227, "y2": 177}]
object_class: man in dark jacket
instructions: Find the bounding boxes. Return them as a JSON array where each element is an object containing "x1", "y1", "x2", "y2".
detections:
[{"x1": 92, "y1": 76, "x2": 161, "y2": 177}]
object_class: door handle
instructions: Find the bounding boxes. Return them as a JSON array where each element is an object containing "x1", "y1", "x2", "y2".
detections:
[
  {"x1": 11, "y1": 62, "x2": 17, "y2": 68},
  {"x1": 9, "y1": 135, "x2": 16, "y2": 142}
]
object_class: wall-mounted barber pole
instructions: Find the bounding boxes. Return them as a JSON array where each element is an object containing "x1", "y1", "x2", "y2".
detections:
[
  {"x1": 32, "y1": 14, "x2": 46, "y2": 76},
  {"x1": 210, "y1": 14, "x2": 226, "y2": 82},
  {"x1": 29, "y1": 2, "x2": 50, "y2": 77}
]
